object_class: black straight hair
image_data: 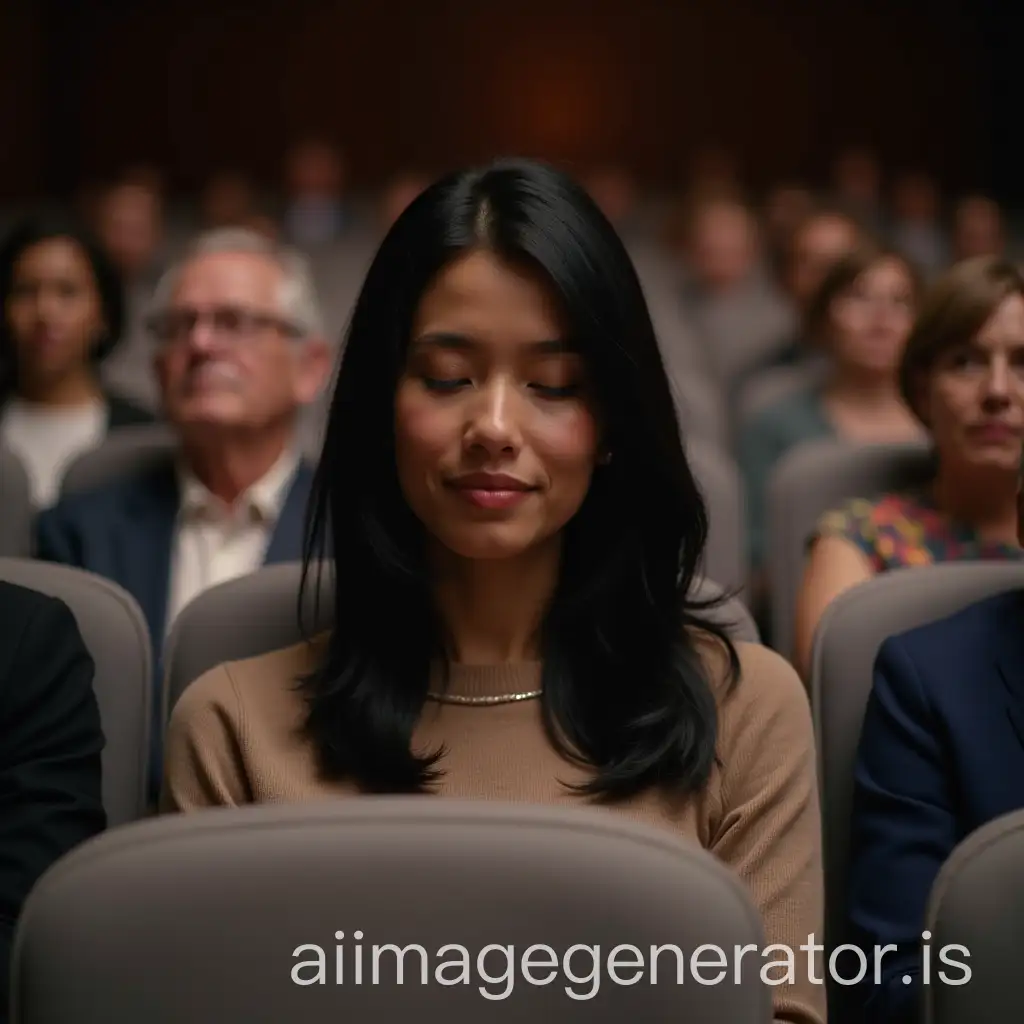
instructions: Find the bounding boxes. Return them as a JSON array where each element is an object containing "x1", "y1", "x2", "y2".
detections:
[
  {"x1": 300, "y1": 157, "x2": 740, "y2": 800},
  {"x1": 0, "y1": 214, "x2": 126, "y2": 401}
]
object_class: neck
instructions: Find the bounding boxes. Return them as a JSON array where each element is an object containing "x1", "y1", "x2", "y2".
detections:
[
  {"x1": 432, "y1": 540, "x2": 560, "y2": 664},
  {"x1": 17, "y1": 371, "x2": 101, "y2": 407},
  {"x1": 826, "y1": 367, "x2": 904, "y2": 409},
  {"x1": 181, "y1": 429, "x2": 289, "y2": 506},
  {"x1": 933, "y1": 460, "x2": 1020, "y2": 543}
]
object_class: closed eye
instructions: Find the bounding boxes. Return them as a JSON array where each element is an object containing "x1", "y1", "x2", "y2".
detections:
[
  {"x1": 422, "y1": 376, "x2": 470, "y2": 392},
  {"x1": 530, "y1": 383, "x2": 580, "y2": 398}
]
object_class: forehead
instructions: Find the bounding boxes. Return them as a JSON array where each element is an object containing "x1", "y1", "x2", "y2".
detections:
[
  {"x1": 413, "y1": 250, "x2": 565, "y2": 344},
  {"x1": 799, "y1": 216, "x2": 857, "y2": 252},
  {"x1": 171, "y1": 251, "x2": 283, "y2": 309},
  {"x1": 976, "y1": 293, "x2": 1024, "y2": 346},
  {"x1": 15, "y1": 237, "x2": 92, "y2": 279}
]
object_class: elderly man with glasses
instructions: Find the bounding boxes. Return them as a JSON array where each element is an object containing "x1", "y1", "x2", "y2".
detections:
[{"x1": 35, "y1": 229, "x2": 331, "y2": 787}]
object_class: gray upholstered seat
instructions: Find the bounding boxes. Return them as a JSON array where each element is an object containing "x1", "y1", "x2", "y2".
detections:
[
  {"x1": 766, "y1": 438, "x2": 932, "y2": 655},
  {"x1": 11, "y1": 800, "x2": 773, "y2": 1023}
]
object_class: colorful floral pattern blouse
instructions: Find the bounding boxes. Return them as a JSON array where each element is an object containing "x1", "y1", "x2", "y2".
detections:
[{"x1": 814, "y1": 491, "x2": 1024, "y2": 571}]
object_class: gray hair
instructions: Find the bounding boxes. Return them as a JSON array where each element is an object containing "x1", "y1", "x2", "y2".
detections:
[{"x1": 149, "y1": 227, "x2": 325, "y2": 338}]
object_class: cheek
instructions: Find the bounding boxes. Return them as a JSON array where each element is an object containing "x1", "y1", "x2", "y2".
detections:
[
  {"x1": 394, "y1": 389, "x2": 454, "y2": 476},
  {"x1": 527, "y1": 408, "x2": 599, "y2": 478}
]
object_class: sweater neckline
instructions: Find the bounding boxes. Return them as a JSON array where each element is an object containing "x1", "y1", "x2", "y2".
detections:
[{"x1": 434, "y1": 662, "x2": 543, "y2": 700}]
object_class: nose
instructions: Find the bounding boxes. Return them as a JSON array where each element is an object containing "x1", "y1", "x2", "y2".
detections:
[
  {"x1": 181, "y1": 314, "x2": 222, "y2": 355},
  {"x1": 463, "y1": 376, "x2": 522, "y2": 457},
  {"x1": 981, "y1": 354, "x2": 1012, "y2": 407}
]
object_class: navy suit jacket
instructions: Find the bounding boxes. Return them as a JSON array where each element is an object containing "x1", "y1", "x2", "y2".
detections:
[
  {"x1": 34, "y1": 458, "x2": 315, "y2": 670},
  {"x1": 847, "y1": 588, "x2": 1024, "y2": 1023}
]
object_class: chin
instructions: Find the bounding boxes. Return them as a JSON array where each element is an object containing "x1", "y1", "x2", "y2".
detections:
[{"x1": 435, "y1": 525, "x2": 542, "y2": 562}]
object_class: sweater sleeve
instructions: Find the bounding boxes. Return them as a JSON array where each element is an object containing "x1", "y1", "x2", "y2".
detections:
[
  {"x1": 712, "y1": 644, "x2": 826, "y2": 1024},
  {"x1": 160, "y1": 664, "x2": 252, "y2": 811}
]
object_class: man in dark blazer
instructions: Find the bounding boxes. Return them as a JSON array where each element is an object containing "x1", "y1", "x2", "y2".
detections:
[
  {"x1": 35, "y1": 226, "x2": 330, "y2": 670},
  {"x1": 35, "y1": 228, "x2": 330, "y2": 791},
  {"x1": 847, "y1": 581, "x2": 1024, "y2": 1023},
  {"x1": 0, "y1": 582, "x2": 105, "y2": 1020}
]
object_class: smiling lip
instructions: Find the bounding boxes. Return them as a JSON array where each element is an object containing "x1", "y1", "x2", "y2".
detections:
[
  {"x1": 969, "y1": 422, "x2": 1019, "y2": 443},
  {"x1": 447, "y1": 473, "x2": 537, "y2": 510}
]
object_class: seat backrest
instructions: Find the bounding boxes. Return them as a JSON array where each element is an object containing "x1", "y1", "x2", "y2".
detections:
[
  {"x1": 60, "y1": 423, "x2": 176, "y2": 497},
  {"x1": 810, "y1": 561, "x2": 1024, "y2": 1009},
  {"x1": 766, "y1": 439, "x2": 932, "y2": 655},
  {"x1": 687, "y1": 439, "x2": 747, "y2": 596},
  {"x1": 0, "y1": 446, "x2": 33, "y2": 556},
  {"x1": 924, "y1": 808, "x2": 1024, "y2": 1023},
  {"x1": 11, "y1": 800, "x2": 772, "y2": 1023},
  {"x1": 163, "y1": 562, "x2": 760, "y2": 720},
  {"x1": 0, "y1": 558, "x2": 151, "y2": 825}
]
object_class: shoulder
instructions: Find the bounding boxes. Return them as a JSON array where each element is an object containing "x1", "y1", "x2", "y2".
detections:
[
  {"x1": 39, "y1": 463, "x2": 172, "y2": 524},
  {"x1": 169, "y1": 635, "x2": 324, "y2": 734},
  {"x1": 743, "y1": 388, "x2": 824, "y2": 447},
  {"x1": 698, "y1": 635, "x2": 811, "y2": 740},
  {"x1": 103, "y1": 392, "x2": 156, "y2": 427},
  {"x1": 880, "y1": 588, "x2": 1023, "y2": 677},
  {"x1": 814, "y1": 491, "x2": 931, "y2": 563},
  {"x1": 0, "y1": 580, "x2": 87, "y2": 694}
]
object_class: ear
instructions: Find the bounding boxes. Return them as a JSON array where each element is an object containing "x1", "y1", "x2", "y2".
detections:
[{"x1": 295, "y1": 335, "x2": 333, "y2": 405}]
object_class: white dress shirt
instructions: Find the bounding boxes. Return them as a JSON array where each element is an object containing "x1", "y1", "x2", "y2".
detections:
[
  {"x1": 164, "y1": 447, "x2": 300, "y2": 633},
  {"x1": 0, "y1": 397, "x2": 107, "y2": 508}
]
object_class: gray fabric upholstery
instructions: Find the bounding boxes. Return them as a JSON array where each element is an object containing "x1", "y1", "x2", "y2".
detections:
[
  {"x1": 60, "y1": 423, "x2": 176, "y2": 497},
  {"x1": 0, "y1": 558, "x2": 151, "y2": 825},
  {"x1": 163, "y1": 562, "x2": 760, "y2": 721},
  {"x1": 687, "y1": 439, "x2": 747, "y2": 595},
  {"x1": 766, "y1": 439, "x2": 932, "y2": 655},
  {"x1": 11, "y1": 800, "x2": 772, "y2": 1023},
  {"x1": 924, "y1": 808, "x2": 1024, "y2": 1023},
  {"x1": 0, "y1": 446, "x2": 33, "y2": 556},
  {"x1": 809, "y1": 561, "x2": 1024, "y2": 1018}
]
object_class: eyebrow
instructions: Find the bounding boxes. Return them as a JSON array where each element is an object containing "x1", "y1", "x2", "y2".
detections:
[{"x1": 411, "y1": 332, "x2": 574, "y2": 354}]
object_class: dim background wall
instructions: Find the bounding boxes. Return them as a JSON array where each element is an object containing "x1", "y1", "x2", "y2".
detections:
[{"x1": 0, "y1": 0, "x2": 1011, "y2": 200}]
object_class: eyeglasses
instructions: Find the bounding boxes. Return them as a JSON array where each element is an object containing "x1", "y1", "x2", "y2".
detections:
[{"x1": 145, "y1": 305, "x2": 302, "y2": 343}]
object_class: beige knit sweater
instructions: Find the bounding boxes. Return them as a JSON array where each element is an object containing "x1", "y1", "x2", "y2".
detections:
[{"x1": 162, "y1": 635, "x2": 825, "y2": 1024}]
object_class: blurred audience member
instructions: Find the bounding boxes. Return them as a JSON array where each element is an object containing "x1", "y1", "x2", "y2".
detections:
[
  {"x1": 0, "y1": 217, "x2": 153, "y2": 507},
  {"x1": 740, "y1": 245, "x2": 922, "y2": 572},
  {"x1": 889, "y1": 171, "x2": 948, "y2": 277},
  {"x1": 762, "y1": 183, "x2": 817, "y2": 273},
  {"x1": 246, "y1": 212, "x2": 281, "y2": 242},
  {"x1": 0, "y1": 581, "x2": 105, "y2": 1021},
  {"x1": 846, "y1": 484, "x2": 1024, "y2": 1024},
  {"x1": 952, "y1": 195, "x2": 1005, "y2": 261},
  {"x1": 741, "y1": 205, "x2": 866, "y2": 380},
  {"x1": 832, "y1": 147, "x2": 885, "y2": 234},
  {"x1": 680, "y1": 194, "x2": 795, "y2": 381},
  {"x1": 379, "y1": 172, "x2": 430, "y2": 231},
  {"x1": 93, "y1": 179, "x2": 165, "y2": 285},
  {"x1": 200, "y1": 171, "x2": 256, "y2": 230},
  {"x1": 282, "y1": 138, "x2": 349, "y2": 247},
  {"x1": 163, "y1": 159, "x2": 826, "y2": 1024},
  {"x1": 794, "y1": 256, "x2": 1024, "y2": 676},
  {"x1": 36, "y1": 228, "x2": 331, "y2": 665}
]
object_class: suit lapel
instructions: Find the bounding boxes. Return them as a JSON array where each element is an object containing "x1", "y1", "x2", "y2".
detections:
[
  {"x1": 994, "y1": 592, "x2": 1024, "y2": 753},
  {"x1": 264, "y1": 462, "x2": 313, "y2": 564},
  {"x1": 117, "y1": 462, "x2": 179, "y2": 657}
]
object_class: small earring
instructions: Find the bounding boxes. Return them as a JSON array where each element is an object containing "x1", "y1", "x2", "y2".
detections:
[{"x1": 599, "y1": 451, "x2": 613, "y2": 466}]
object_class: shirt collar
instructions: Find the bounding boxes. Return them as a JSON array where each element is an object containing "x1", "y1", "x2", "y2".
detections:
[{"x1": 177, "y1": 446, "x2": 300, "y2": 525}]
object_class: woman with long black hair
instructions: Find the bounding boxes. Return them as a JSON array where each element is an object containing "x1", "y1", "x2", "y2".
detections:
[{"x1": 164, "y1": 159, "x2": 823, "y2": 1024}]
